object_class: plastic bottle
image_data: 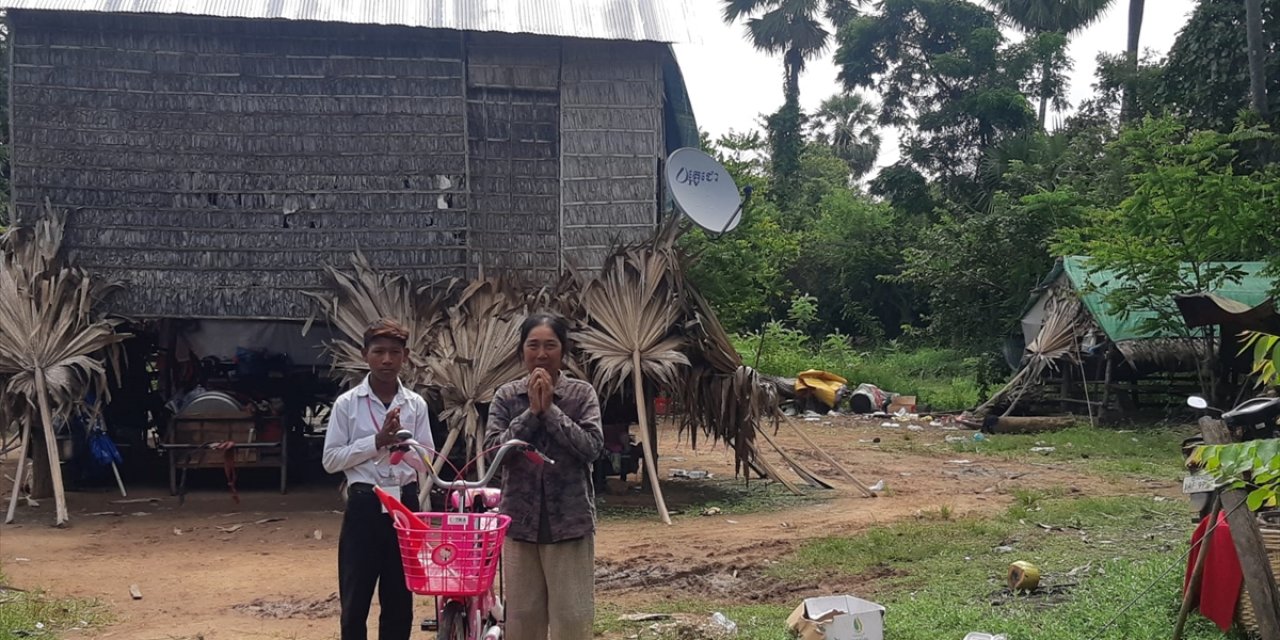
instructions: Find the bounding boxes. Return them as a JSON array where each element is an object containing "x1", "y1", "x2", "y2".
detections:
[{"x1": 710, "y1": 612, "x2": 738, "y2": 634}]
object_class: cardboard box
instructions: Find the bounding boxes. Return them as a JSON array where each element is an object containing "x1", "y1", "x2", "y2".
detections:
[
  {"x1": 786, "y1": 595, "x2": 885, "y2": 640},
  {"x1": 887, "y1": 395, "x2": 917, "y2": 414}
]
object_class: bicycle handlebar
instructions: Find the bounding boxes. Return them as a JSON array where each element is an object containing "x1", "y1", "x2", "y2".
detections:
[{"x1": 392, "y1": 429, "x2": 553, "y2": 491}]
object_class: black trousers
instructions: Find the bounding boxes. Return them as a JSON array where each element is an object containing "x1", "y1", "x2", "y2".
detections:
[{"x1": 339, "y1": 482, "x2": 420, "y2": 640}]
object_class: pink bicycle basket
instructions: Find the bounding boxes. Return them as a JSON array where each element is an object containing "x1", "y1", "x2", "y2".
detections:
[{"x1": 392, "y1": 511, "x2": 511, "y2": 597}]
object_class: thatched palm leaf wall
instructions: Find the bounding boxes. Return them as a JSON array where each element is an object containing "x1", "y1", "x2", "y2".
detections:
[{"x1": 8, "y1": 10, "x2": 670, "y2": 321}]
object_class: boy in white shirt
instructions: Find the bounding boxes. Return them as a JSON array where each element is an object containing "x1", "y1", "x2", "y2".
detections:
[{"x1": 323, "y1": 319, "x2": 435, "y2": 640}]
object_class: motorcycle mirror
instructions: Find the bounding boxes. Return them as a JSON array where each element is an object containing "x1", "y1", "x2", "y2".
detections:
[{"x1": 1187, "y1": 395, "x2": 1209, "y2": 410}]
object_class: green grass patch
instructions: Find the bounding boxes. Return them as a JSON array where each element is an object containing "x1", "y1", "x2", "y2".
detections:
[
  {"x1": 765, "y1": 495, "x2": 1231, "y2": 640},
  {"x1": 732, "y1": 328, "x2": 982, "y2": 411},
  {"x1": 0, "y1": 569, "x2": 112, "y2": 639},
  {"x1": 598, "y1": 495, "x2": 1239, "y2": 639},
  {"x1": 943, "y1": 425, "x2": 1194, "y2": 480}
]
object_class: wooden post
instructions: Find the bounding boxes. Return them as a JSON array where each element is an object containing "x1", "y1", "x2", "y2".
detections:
[
  {"x1": 1100, "y1": 352, "x2": 1115, "y2": 419},
  {"x1": 631, "y1": 353, "x2": 670, "y2": 524},
  {"x1": 1173, "y1": 497, "x2": 1221, "y2": 640},
  {"x1": 783, "y1": 419, "x2": 874, "y2": 497},
  {"x1": 1059, "y1": 367, "x2": 1072, "y2": 413},
  {"x1": 1199, "y1": 415, "x2": 1280, "y2": 638},
  {"x1": 4, "y1": 411, "x2": 32, "y2": 524},
  {"x1": 34, "y1": 370, "x2": 70, "y2": 526}
]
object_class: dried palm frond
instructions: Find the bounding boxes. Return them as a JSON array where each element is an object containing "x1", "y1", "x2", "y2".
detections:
[
  {"x1": 426, "y1": 277, "x2": 529, "y2": 474},
  {"x1": 576, "y1": 232, "x2": 690, "y2": 524},
  {"x1": 302, "y1": 251, "x2": 454, "y2": 393},
  {"x1": 0, "y1": 203, "x2": 128, "y2": 526}
]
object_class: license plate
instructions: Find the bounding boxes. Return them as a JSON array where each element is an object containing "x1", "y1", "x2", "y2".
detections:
[{"x1": 1183, "y1": 473, "x2": 1216, "y2": 494}]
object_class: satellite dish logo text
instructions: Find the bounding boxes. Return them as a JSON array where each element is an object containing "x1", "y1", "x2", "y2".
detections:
[{"x1": 674, "y1": 166, "x2": 720, "y2": 187}]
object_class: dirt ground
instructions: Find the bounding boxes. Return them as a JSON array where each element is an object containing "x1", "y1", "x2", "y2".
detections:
[{"x1": 0, "y1": 415, "x2": 1173, "y2": 639}]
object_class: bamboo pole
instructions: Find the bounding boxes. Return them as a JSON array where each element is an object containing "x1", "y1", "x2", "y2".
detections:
[
  {"x1": 1174, "y1": 498, "x2": 1222, "y2": 640},
  {"x1": 631, "y1": 352, "x2": 670, "y2": 525},
  {"x1": 783, "y1": 418, "x2": 874, "y2": 497},
  {"x1": 756, "y1": 427, "x2": 831, "y2": 490},
  {"x1": 34, "y1": 370, "x2": 69, "y2": 526},
  {"x1": 5, "y1": 412, "x2": 32, "y2": 524},
  {"x1": 470, "y1": 411, "x2": 486, "y2": 478}
]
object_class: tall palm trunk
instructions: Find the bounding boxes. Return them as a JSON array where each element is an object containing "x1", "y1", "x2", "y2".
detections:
[
  {"x1": 1246, "y1": 0, "x2": 1270, "y2": 117},
  {"x1": 1121, "y1": 0, "x2": 1145, "y2": 122},
  {"x1": 1038, "y1": 58, "x2": 1052, "y2": 128}
]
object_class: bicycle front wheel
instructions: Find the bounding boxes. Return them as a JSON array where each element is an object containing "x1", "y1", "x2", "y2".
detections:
[{"x1": 438, "y1": 600, "x2": 467, "y2": 640}]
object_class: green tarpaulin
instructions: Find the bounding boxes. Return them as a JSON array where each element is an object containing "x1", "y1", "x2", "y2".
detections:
[{"x1": 1056, "y1": 256, "x2": 1274, "y2": 343}]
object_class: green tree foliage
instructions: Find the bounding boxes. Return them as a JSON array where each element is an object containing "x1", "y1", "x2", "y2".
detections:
[
  {"x1": 1158, "y1": 0, "x2": 1280, "y2": 131},
  {"x1": 682, "y1": 133, "x2": 800, "y2": 331},
  {"x1": 683, "y1": 0, "x2": 1280, "y2": 412},
  {"x1": 895, "y1": 190, "x2": 1087, "y2": 348},
  {"x1": 810, "y1": 92, "x2": 882, "y2": 181},
  {"x1": 1054, "y1": 118, "x2": 1280, "y2": 335},
  {"x1": 988, "y1": 0, "x2": 1111, "y2": 126},
  {"x1": 791, "y1": 187, "x2": 919, "y2": 341},
  {"x1": 722, "y1": 0, "x2": 861, "y2": 203},
  {"x1": 835, "y1": 0, "x2": 1037, "y2": 202}
]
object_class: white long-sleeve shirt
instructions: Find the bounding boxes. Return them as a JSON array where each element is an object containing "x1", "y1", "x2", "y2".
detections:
[{"x1": 322, "y1": 376, "x2": 435, "y2": 488}]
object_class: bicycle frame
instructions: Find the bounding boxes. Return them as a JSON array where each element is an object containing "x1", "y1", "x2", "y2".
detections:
[{"x1": 392, "y1": 431, "x2": 552, "y2": 640}]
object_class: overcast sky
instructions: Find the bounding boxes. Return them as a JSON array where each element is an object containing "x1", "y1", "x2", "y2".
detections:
[{"x1": 673, "y1": 1, "x2": 1198, "y2": 167}]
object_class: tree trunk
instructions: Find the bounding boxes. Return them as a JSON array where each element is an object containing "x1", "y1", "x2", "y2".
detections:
[
  {"x1": 1038, "y1": 58, "x2": 1051, "y2": 128},
  {"x1": 1246, "y1": 0, "x2": 1270, "y2": 117},
  {"x1": 1121, "y1": 0, "x2": 1146, "y2": 122},
  {"x1": 35, "y1": 370, "x2": 70, "y2": 526}
]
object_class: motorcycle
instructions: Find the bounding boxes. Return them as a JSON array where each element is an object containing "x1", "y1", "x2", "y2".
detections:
[{"x1": 1181, "y1": 393, "x2": 1280, "y2": 519}]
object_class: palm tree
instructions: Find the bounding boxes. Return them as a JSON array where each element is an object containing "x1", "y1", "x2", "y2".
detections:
[
  {"x1": 722, "y1": 0, "x2": 860, "y2": 105},
  {"x1": 811, "y1": 92, "x2": 882, "y2": 181},
  {"x1": 989, "y1": 0, "x2": 1111, "y2": 127},
  {"x1": 723, "y1": 0, "x2": 860, "y2": 201},
  {"x1": 1245, "y1": 0, "x2": 1269, "y2": 117},
  {"x1": 1121, "y1": 0, "x2": 1145, "y2": 121},
  {"x1": 1, "y1": 205, "x2": 128, "y2": 526}
]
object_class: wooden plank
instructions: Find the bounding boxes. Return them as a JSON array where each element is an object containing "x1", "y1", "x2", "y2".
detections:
[{"x1": 1199, "y1": 415, "x2": 1280, "y2": 638}]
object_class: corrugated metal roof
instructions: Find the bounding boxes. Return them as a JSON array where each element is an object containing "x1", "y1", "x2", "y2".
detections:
[{"x1": 0, "y1": 0, "x2": 701, "y2": 43}]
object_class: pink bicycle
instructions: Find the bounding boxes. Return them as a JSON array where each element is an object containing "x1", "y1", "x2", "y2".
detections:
[{"x1": 377, "y1": 430, "x2": 552, "y2": 640}]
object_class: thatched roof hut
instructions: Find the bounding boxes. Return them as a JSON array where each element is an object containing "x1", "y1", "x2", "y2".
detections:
[
  {"x1": 2, "y1": 0, "x2": 701, "y2": 320},
  {"x1": 977, "y1": 256, "x2": 1276, "y2": 417}
]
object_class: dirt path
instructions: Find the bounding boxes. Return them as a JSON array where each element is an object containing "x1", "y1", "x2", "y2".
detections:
[{"x1": 0, "y1": 417, "x2": 1170, "y2": 639}]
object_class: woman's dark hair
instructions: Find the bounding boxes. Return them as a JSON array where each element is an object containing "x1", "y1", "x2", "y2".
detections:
[{"x1": 518, "y1": 313, "x2": 569, "y2": 356}]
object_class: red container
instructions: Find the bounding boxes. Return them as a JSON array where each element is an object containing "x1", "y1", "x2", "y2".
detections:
[{"x1": 393, "y1": 512, "x2": 511, "y2": 597}]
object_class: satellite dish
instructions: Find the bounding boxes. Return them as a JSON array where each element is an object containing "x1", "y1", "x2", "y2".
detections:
[{"x1": 666, "y1": 147, "x2": 744, "y2": 234}]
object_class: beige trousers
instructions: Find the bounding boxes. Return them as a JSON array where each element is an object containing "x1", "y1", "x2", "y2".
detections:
[{"x1": 503, "y1": 535, "x2": 595, "y2": 640}]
